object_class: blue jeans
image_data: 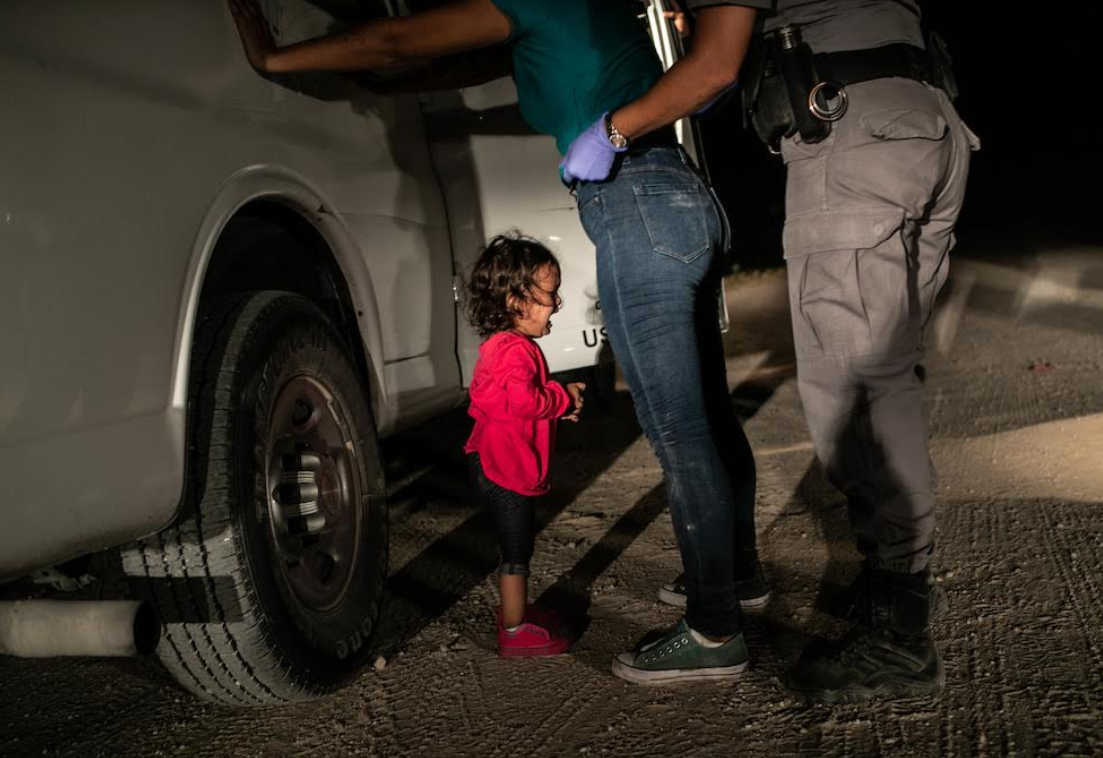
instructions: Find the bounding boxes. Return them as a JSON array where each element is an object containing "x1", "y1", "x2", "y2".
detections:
[{"x1": 575, "y1": 146, "x2": 756, "y2": 637}]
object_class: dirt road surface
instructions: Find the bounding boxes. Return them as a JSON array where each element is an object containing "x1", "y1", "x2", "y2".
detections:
[{"x1": 3, "y1": 240, "x2": 1103, "y2": 757}]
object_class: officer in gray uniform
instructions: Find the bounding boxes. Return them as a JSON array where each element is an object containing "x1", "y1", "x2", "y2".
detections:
[{"x1": 561, "y1": 0, "x2": 978, "y2": 702}]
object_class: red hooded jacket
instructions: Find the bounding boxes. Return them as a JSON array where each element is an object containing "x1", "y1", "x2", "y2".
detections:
[{"x1": 464, "y1": 332, "x2": 571, "y2": 495}]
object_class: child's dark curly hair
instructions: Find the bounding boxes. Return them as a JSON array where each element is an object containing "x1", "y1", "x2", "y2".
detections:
[{"x1": 466, "y1": 233, "x2": 560, "y2": 338}]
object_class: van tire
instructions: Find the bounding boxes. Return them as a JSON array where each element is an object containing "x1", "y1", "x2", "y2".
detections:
[{"x1": 121, "y1": 291, "x2": 386, "y2": 705}]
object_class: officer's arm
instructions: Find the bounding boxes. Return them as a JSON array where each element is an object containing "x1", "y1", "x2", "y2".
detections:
[
  {"x1": 227, "y1": 0, "x2": 512, "y2": 74},
  {"x1": 610, "y1": 5, "x2": 757, "y2": 140}
]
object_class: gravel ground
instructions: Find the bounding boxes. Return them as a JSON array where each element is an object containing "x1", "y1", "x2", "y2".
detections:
[{"x1": 3, "y1": 239, "x2": 1103, "y2": 757}]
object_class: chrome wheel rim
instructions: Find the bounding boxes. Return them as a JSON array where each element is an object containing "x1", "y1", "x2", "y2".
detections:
[{"x1": 265, "y1": 375, "x2": 361, "y2": 614}]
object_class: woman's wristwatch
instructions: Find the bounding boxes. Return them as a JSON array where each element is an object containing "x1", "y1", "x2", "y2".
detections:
[{"x1": 605, "y1": 112, "x2": 630, "y2": 150}]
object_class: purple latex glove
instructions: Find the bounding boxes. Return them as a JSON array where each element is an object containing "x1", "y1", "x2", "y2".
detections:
[{"x1": 559, "y1": 113, "x2": 626, "y2": 185}]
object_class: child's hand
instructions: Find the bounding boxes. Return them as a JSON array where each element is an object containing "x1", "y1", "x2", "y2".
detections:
[{"x1": 562, "y1": 382, "x2": 586, "y2": 422}]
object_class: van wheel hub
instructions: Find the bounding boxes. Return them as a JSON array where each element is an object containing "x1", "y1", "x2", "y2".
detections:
[{"x1": 266, "y1": 375, "x2": 361, "y2": 613}]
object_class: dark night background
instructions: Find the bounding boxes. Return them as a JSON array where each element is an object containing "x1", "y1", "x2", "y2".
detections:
[{"x1": 698, "y1": 3, "x2": 1103, "y2": 269}]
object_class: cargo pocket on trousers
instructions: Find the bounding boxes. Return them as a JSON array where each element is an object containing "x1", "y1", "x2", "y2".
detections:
[
  {"x1": 861, "y1": 108, "x2": 948, "y2": 142},
  {"x1": 634, "y1": 183, "x2": 711, "y2": 263},
  {"x1": 784, "y1": 207, "x2": 905, "y2": 359}
]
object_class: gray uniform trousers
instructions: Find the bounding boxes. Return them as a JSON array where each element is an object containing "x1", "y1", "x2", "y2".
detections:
[{"x1": 780, "y1": 77, "x2": 979, "y2": 574}]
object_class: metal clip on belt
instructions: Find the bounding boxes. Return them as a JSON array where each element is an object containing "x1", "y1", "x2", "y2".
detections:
[{"x1": 807, "y1": 43, "x2": 935, "y2": 124}]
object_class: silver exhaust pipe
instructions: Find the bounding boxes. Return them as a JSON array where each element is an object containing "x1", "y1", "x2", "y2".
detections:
[{"x1": 0, "y1": 600, "x2": 160, "y2": 658}]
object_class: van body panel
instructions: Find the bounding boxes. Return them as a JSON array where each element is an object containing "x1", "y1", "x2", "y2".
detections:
[{"x1": 0, "y1": 0, "x2": 688, "y2": 580}]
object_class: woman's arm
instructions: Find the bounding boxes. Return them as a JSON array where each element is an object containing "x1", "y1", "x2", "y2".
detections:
[
  {"x1": 358, "y1": 45, "x2": 514, "y2": 94},
  {"x1": 227, "y1": 0, "x2": 512, "y2": 73}
]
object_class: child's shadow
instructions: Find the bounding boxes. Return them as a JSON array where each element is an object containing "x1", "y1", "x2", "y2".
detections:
[{"x1": 533, "y1": 484, "x2": 668, "y2": 641}]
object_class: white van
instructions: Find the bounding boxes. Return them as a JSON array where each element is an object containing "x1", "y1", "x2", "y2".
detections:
[{"x1": 0, "y1": 0, "x2": 694, "y2": 704}]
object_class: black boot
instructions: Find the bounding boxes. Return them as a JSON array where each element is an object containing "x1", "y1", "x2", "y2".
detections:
[
  {"x1": 785, "y1": 569, "x2": 943, "y2": 704},
  {"x1": 829, "y1": 562, "x2": 949, "y2": 621}
]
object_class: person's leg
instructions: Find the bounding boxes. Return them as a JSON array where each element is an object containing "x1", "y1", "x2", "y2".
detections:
[
  {"x1": 656, "y1": 262, "x2": 769, "y2": 611},
  {"x1": 468, "y1": 453, "x2": 534, "y2": 623},
  {"x1": 695, "y1": 261, "x2": 759, "y2": 578},
  {"x1": 499, "y1": 575, "x2": 526, "y2": 629},
  {"x1": 468, "y1": 454, "x2": 571, "y2": 657},
  {"x1": 786, "y1": 81, "x2": 974, "y2": 574},
  {"x1": 778, "y1": 79, "x2": 974, "y2": 701},
  {"x1": 790, "y1": 245, "x2": 936, "y2": 572},
  {"x1": 578, "y1": 148, "x2": 742, "y2": 640}
]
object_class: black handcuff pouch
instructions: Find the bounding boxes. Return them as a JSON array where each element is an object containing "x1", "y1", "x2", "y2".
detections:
[{"x1": 741, "y1": 27, "x2": 832, "y2": 152}]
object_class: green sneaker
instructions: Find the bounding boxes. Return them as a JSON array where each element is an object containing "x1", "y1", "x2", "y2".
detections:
[
  {"x1": 657, "y1": 564, "x2": 771, "y2": 610},
  {"x1": 611, "y1": 619, "x2": 750, "y2": 685}
]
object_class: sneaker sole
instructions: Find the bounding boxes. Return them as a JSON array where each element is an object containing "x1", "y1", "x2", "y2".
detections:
[
  {"x1": 739, "y1": 592, "x2": 771, "y2": 610},
  {"x1": 611, "y1": 657, "x2": 749, "y2": 685},
  {"x1": 657, "y1": 587, "x2": 771, "y2": 611},
  {"x1": 498, "y1": 639, "x2": 572, "y2": 658}
]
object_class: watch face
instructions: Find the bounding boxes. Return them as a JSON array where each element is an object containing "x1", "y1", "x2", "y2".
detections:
[{"x1": 605, "y1": 114, "x2": 629, "y2": 149}]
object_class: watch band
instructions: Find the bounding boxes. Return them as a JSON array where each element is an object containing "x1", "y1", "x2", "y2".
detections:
[{"x1": 605, "y1": 113, "x2": 630, "y2": 150}]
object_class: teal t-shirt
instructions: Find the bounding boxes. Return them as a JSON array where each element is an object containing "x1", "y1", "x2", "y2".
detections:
[{"x1": 489, "y1": 0, "x2": 664, "y2": 154}]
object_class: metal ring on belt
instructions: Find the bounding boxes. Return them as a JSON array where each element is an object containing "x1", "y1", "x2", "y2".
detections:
[{"x1": 808, "y1": 81, "x2": 848, "y2": 121}]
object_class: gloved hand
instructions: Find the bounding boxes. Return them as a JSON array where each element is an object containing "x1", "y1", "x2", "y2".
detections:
[{"x1": 559, "y1": 113, "x2": 626, "y2": 185}]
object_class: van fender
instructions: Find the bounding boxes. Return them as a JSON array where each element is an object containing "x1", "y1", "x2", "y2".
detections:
[{"x1": 172, "y1": 165, "x2": 391, "y2": 431}]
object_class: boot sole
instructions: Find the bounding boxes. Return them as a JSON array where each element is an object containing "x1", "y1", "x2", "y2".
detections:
[
  {"x1": 784, "y1": 665, "x2": 945, "y2": 705},
  {"x1": 611, "y1": 658, "x2": 749, "y2": 685},
  {"x1": 657, "y1": 588, "x2": 771, "y2": 611}
]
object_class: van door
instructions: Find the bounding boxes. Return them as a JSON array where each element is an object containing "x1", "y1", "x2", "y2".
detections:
[
  {"x1": 417, "y1": 75, "x2": 606, "y2": 386},
  {"x1": 270, "y1": 0, "x2": 464, "y2": 427}
]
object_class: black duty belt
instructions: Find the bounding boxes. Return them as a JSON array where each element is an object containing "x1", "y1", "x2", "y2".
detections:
[
  {"x1": 813, "y1": 43, "x2": 933, "y2": 88},
  {"x1": 743, "y1": 29, "x2": 953, "y2": 151}
]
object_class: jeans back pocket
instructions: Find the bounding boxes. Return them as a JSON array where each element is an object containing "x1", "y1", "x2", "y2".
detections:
[{"x1": 633, "y1": 183, "x2": 712, "y2": 263}]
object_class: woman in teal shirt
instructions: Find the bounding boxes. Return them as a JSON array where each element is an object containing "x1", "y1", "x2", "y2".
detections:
[{"x1": 228, "y1": 0, "x2": 763, "y2": 684}]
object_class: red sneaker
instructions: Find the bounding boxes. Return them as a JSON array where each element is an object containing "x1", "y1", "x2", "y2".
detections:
[
  {"x1": 497, "y1": 604, "x2": 569, "y2": 635},
  {"x1": 526, "y1": 605, "x2": 568, "y2": 634},
  {"x1": 497, "y1": 615, "x2": 572, "y2": 658}
]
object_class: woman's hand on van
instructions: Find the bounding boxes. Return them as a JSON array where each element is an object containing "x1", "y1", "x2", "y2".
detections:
[{"x1": 227, "y1": 0, "x2": 277, "y2": 72}]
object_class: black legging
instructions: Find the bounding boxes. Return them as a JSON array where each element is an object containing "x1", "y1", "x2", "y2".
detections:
[{"x1": 468, "y1": 453, "x2": 535, "y2": 577}]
